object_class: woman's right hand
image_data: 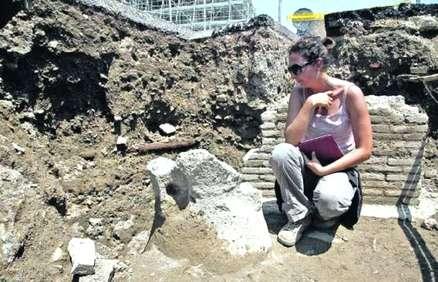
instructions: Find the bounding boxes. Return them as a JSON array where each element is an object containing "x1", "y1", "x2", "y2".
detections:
[{"x1": 306, "y1": 91, "x2": 334, "y2": 110}]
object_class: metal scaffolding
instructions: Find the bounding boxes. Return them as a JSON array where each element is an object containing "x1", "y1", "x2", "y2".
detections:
[{"x1": 118, "y1": 0, "x2": 254, "y2": 31}]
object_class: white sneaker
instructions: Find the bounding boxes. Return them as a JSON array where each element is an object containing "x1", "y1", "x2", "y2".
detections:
[{"x1": 277, "y1": 217, "x2": 311, "y2": 247}]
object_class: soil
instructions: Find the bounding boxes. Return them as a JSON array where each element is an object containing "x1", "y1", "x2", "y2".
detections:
[
  {"x1": 120, "y1": 204, "x2": 438, "y2": 281},
  {"x1": 0, "y1": 0, "x2": 437, "y2": 281}
]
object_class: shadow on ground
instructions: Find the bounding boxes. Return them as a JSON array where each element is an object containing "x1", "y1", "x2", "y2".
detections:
[{"x1": 262, "y1": 200, "x2": 339, "y2": 256}]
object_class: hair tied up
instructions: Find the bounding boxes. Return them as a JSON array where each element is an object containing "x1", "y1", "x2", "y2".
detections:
[{"x1": 322, "y1": 37, "x2": 336, "y2": 50}]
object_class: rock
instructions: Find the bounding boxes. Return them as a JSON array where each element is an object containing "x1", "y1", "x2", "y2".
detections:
[
  {"x1": 421, "y1": 218, "x2": 438, "y2": 231},
  {"x1": 67, "y1": 238, "x2": 96, "y2": 275},
  {"x1": 127, "y1": 230, "x2": 150, "y2": 255},
  {"x1": 0, "y1": 223, "x2": 23, "y2": 265},
  {"x1": 113, "y1": 218, "x2": 135, "y2": 243},
  {"x1": 174, "y1": 149, "x2": 241, "y2": 200},
  {"x1": 0, "y1": 165, "x2": 33, "y2": 265},
  {"x1": 86, "y1": 218, "x2": 104, "y2": 238},
  {"x1": 148, "y1": 149, "x2": 272, "y2": 265},
  {"x1": 79, "y1": 258, "x2": 119, "y2": 282},
  {"x1": 116, "y1": 136, "x2": 127, "y2": 146},
  {"x1": 12, "y1": 143, "x2": 25, "y2": 154},
  {"x1": 51, "y1": 247, "x2": 65, "y2": 262},
  {"x1": 158, "y1": 123, "x2": 176, "y2": 136},
  {"x1": 116, "y1": 136, "x2": 128, "y2": 151},
  {"x1": 146, "y1": 157, "x2": 177, "y2": 204},
  {"x1": 47, "y1": 40, "x2": 59, "y2": 49}
]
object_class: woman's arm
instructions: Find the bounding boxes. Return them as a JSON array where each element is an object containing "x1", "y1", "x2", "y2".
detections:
[
  {"x1": 306, "y1": 85, "x2": 373, "y2": 176},
  {"x1": 285, "y1": 88, "x2": 336, "y2": 146},
  {"x1": 284, "y1": 87, "x2": 312, "y2": 145}
]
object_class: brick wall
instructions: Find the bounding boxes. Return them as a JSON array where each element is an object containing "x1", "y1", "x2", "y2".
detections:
[{"x1": 241, "y1": 95, "x2": 429, "y2": 205}]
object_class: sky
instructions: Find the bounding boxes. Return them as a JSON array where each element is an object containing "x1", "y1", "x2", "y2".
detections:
[{"x1": 253, "y1": 0, "x2": 438, "y2": 32}]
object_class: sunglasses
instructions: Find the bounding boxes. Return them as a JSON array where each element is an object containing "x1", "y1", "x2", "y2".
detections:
[{"x1": 287, "y1": 61, "x2": 313, "y2": 76}]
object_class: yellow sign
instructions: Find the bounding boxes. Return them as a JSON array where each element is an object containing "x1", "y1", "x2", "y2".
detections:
[{"x1": 288, "y1": 12, "x2": 325, "y2": 22}]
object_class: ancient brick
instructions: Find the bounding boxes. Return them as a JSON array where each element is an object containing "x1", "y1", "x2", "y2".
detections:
[
  {"x1": 386, "y1": 174, "x2": 422, "y2": 182},
  {"x1": 390, "y1": 125, "x2": 428, "y2": 133},
  {"x1": 362, "y1": 188, "x2": 384, "y2": 196},
  {"x1": 277, "y1": 123, "x2": 286, "y2": 131},
  {"x1": 262, "y1": 138, "x2": 279, "y2": 145},
  {"x1": 383, "y1": 189, "x2": 420, "y2": 198},
  {"x1": 361, "y1": 173, "x2": 386, "y2": 181},
  {"x1": 362, "y1": 180, "x2": 402, "y2": 189},
  {"x1": 246, "y1": 153, "x2": 271, "y2": 160},
  {"x1": 243, "y1": 160, "x2": 265, "y2": 167},
  {"x1": 362, "y1": 156, "x2": 387, "y2": 165},
  {"x1": 259, "y1": 145, "x2": 274, "y2": 154},
  {"x1": 260, "y1": 122, "x2": 276, "y2": 130},
  {"x1": 370, "y1": 114, "x2": 404, "y2": 125},
  {"x1": 387, "y1": 158, "x2": 416, "y2": 166},
  {"x1": 359, "y1": 164, "x2": 403, "y2": 173},
  {"x1": 241, "y1": 167, "x2": 273, "y2": 174},
  {"x1": 241, "y1": 174, "x2": 260, "y2": 181},
  {"x1": 261, "y1": 189, "x2": 275, "y2": 198},
  {"x1": 276, "y1": 113, "x2": 288, "y2": 121},
  {"x1": 261, "y1": 111, "x2": 277, "y2": 122},
  {"x1": 262, "y1": 130, "x2": 281, "y2": 138},
  {"x1": 251, "y1": 182, "x2": 275, "y2": 189},
  {"x1": 259, "y1": 174, "x2": 276, "y2": 182},
  {"x1": 371, "y1": 124, "x2": 391, "y2": 133}
]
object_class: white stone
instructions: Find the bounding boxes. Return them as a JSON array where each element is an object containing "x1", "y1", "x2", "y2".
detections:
[
  {"x1": 0, "y1": 223, "x2": 22, "y2": 264},
  {"x1": 174, "y1": 149, "x2": 240, "y2": 200},
  {"x1": 194, "y1": 182, "x2": 271, "y2": 256},
  {"x1": 158, "y1": 123, "x2": 176, "y2": 135},
  {"x1": 113, "y1": 218, "x2": 135, "y2": 243},
  {"x1": 243, "y1": 149, "x2": 259, "y2": 163},
  {"x1": 116, "y1": 136, "x2": 128, "y2": 146},
  {"x1": 421, "y1": 218, "x2": 438, "y2": 231},
  {"x1": 79, "y1": 259, "x2": 119, "y2": 282},
  {"x1": 51, "y1": 247, "x2": 65, "y2": 262},
  {"x1": 48, "y1": 40, "x2": 59, "y2": 49},
  {"x1": 127, "y1": 231, "x2": 150, "y2": 255},
  {"x1": 12, "y1": 143, "x2": 25, "y2": 154},
  {"x1": 68, "y1": 238, "x2": 96, "y2": 275},
  {"x1": 146, "y1": 157, "x2": 177, "y2": 201},
  {"x1": 148, "y1": 149, "x2": 272, "y2": 258}
]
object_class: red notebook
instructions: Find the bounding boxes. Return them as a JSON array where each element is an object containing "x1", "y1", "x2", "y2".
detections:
[{"x1": 298, "y1": 135, "x2": 343, "y2": 164}]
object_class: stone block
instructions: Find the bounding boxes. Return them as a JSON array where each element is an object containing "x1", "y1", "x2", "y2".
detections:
[
  {"x1": 276, "y1": 113, "x2": 287, "y2": 121},
  {"x1": 175, "y1": 149, "x2": 241, "y2": 200},
  {"x1": 362, "y1": 180, "x2": 403, "y2": 190},
  {"x1": 251, "y1": 182, "x2": 275, "y2": 190},
  {"x1": 79, "y1": 259, "x2": 119, "y2": 282},
  {"x1": 261, "y1": 111, "x2": 277, "y2": 122},
  {"x1": 260, "y1": 122, "x2": 276, "y2": 130},
  {"x1": 259, "y1": 174, "x2": 276, "y2": 182},
  {"x1": 361, "y1": 173, "x2": 385, "y2": 181},
  {"x1": 386, "y1": 174, "x2": 422, "y2": 182},
  {"x1": 261, "y1": 130, "x2": 281, "y2": 138},
  {"x1": 243, "y1": 159, "x2": 265, "y2": 167},
  {"x1": 241, "y1": 167, "x2": 273, "y2": 175},
  {"x1": 146, "y1": 157, "x2": 177, "y2": 201},
  {"x1": 68, "y1": 238, "x2": 96, "y2": 276},
  {"x1": 371, "y1": 124, "x2": 391, "y2": 133},
  {"x1": 241, "y1": 174, "x2": 260, "y2": 181},
  {"x1": 245, "y1": 153, "x2": 271, "y2": 160},
  {"x1": 362, "y1": 188, "x2": 384, "y2": 196},
  {"x1": 387, "y1": 158, "x2": 417, "y2": 166}
]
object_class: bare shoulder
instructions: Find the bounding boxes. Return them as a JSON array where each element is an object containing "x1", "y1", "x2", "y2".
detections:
[{"x1": 345, "y1": 83, "x2": 366, "y2": 105}]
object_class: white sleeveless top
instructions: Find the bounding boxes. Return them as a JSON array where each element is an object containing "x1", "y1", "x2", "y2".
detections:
[{"x1": 291, "y1": 83, "x2": 356, "y2": 154}]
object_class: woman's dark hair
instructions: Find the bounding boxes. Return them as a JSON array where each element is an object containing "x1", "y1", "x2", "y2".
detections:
[{"x1": 288, "y1": 36, "x2": 336, "y2": 70}]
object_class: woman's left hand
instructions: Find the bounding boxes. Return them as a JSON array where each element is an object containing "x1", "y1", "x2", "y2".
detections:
[{"x1": 305, "y1": 152, "x2": 328, "y2": 176}]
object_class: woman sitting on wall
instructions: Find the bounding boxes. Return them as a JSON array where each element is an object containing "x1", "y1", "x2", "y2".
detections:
[{"x1": 270, "y1": 37, "x2": 373, "y2": 247}]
